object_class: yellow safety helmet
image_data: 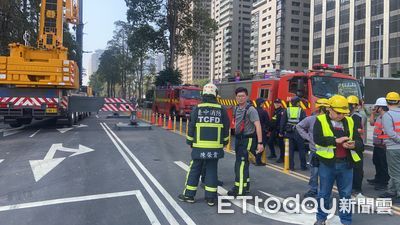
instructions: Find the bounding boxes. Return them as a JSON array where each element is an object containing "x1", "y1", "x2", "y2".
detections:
[
  {"x1": 347, "y1": 95, "x2": 359, "y2": 105},
  {"x1": 315, "y1": 98, "x2": 329, "y2": 108},
  {"x1": 386, "y1": 92, "x2": 400, "y2": 101},
  {"x1": 329, "y1": 95, "x2": 350, "y2": 114}
]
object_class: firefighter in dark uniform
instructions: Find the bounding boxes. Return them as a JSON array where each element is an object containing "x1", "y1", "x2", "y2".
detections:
[
  {"x1": 178, "y1": 83, "x2": 230, "y2": 206},
  {"x1": 280, "y1": 96, "x2": 307, "y2": 170},
  {"x1": 268, "y1": 98, "x2": 285, "y2": 163}
]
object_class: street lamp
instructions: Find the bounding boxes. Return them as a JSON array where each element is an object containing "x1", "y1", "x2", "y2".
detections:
[{"x1": 376, "y1": 23, "x2": 383, "y2": 78}]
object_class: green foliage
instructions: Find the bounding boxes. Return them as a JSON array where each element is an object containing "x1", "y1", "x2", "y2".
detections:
[
  {"x1": 155, "y1": 68, "x2": 182, "y2": 86},
  {"x1": 191, "y1": 78, "x2": 209, "y2": 87}
]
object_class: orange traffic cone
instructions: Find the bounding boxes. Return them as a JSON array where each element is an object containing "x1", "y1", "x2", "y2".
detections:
[
  {"x1": 137, "y1": 110, "x2": 142, "y2": 119},
  {"x1": 158, "y1": 114, "x2": 163, "y2": 126},
  {"x1": 167, "y1": 116, "x2": 173, "y2": 130},
  {"x1": 151, "y1": 113, "x2": 155, "y2": 124}
]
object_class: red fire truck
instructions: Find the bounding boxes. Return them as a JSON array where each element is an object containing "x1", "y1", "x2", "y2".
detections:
[
  {"x1": 152, "y1": 85, "x2": 202, "y2": 117},
  {"x1": 216, "y1": 64, "x2": 363, "y2": 128}
]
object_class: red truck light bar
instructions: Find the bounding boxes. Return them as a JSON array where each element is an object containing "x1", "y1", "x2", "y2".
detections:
[{"x1": 312, "y1": 64, "x2": 344, "y2": 73}]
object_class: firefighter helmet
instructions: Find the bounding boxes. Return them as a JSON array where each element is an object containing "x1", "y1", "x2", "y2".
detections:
[{"x1": 203, "y1": 83, "x2": 218, "y2": 97}]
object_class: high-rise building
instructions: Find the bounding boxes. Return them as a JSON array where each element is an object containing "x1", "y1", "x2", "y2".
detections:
[
  {"x1": 88, "y1": 49, "x2": 104, "y2": 77},
  {"x1": 210, "y1": 0, "x2": 253, "y2": 81},
  {"x1": 309, "y1": 0, "x2": 400, "y2": 78},
  {"x1": 176, "y1": 0, "x2": 212, "y2": 85},
  {"x1": 251, "y1": 0, "x2": 311, "y2": 74}
]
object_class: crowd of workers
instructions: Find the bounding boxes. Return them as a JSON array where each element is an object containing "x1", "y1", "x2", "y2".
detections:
[{"x1": 177, "y1": 83, "x2": 400, "y2": 225}]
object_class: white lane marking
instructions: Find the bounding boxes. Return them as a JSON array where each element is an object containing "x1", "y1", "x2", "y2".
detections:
[
  {"x1": 100, "y1": 123, "x2": 181, "y2": 225},
  {"x1": 96, "y1": 115, "x2": 99, "y2": 118},
  {"x1": 57, "y1": 127, "x2": 73, "y2": 134},
  {"x1": 29, "y1": 129, "x2": 41, "y2": 138},
  {"x1": 0, "y1": 189, "x2": 161, "y2": 224},
  {"x1": 103, "y1": 123, "x2": 196, "y2": 225},
  {"x1": 174, "y1": 161, "x2": 341, "y2": 225},
  {"x1": 135, "y1": 189, "x2": 162, "y2": 225},
  {"x1": 73, "y1": 124, "x2": 88, "y2": 128},
  {"x1": 0, "y1": 159, "x2": 4, "y2": 164}
]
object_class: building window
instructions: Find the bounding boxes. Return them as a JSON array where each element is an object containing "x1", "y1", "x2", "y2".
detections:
[
  {"x1": 339, "y1": 28, "x2": 349, "y2": 43},
  {"x1": 291, "y1": 36, "x2": 300, "y2": 41},
  {"x1": 315, "y1": 4, "x2": 322, "y2": 15},
  {"x1": 355, "y1": 3, "x2": 366, "y2": 21},
  {"x1": 390, "y1": 14, "x2": 400, "y2": 34},
  {"x1": 313, "y1": 54, "x2": 321, "y2": 64},
  {"x1": 340, "y1": 0, "x2": 350, "y2": 6},
  {"x1": 290, "y1": 62, "x2": 299, "y2": 67},
  {"x1": 303, "y1": 20, "x2": 310, "y2": 25},
  {"x1": 291, "y1": 54, "x2": 299, "y2": 58},
  {"x1": 371, "y1": 19, "x2": 384, "y2": 37},
  {"x1": 313, "y1": 38, "x2": 321, "y2": 49},
  {"x1": 325, "y1": 52, "x2": 334, "y2": 64},
  {"x1": 292, "y1": 10, "x2": 300, "y2": 15},
  {"x1": 390, "y1": 63, "x2": 400, "y2": 77},
  {"x1": 326, "y1": 16, "x2": 335, "y2": 29},
  {"x1": 303, "y1": 37, "x2": 309, "y2": 42},
  {"x1": 370, "y1": 41, "x2": 383, "y2": 61},
  {"x1": 326, "y1": 34, "x2": 334, "y2": 46},
  {"x1": 304, "y1": 3, "x2": 310, "y2": 8},
  {"x1": 291, "y1": 27, "x2": 300, "y2": 32},
  {"x1": 391, "y1": 0, "x2": 400, "y2": 11},
  {"x1": 354, "y1": 24, "x2": 365, "y2": 41},
  {"x1": 340, "y1": 8, "x2": 350, "y2": 25},
  {"x1": 327, "y1": 0, "x2": 335, "y2": 11},
  {"x1": 304, "y1": 12, "x2": 310, "y2": 17},
  {"x1": 390, "y1": 37, "x2": 400, "y2": 58},
  {"x1": 261, "y1": 57, "x2": 266, "y2": 60},
  {"x1": 291, "y1": 45, "x2": 299, "y2": 49},
  {"x1": 292, "y1": 1, "x2": 300, "y2": 7},
  {"x1": 354, "y1": 44, "x2": 365, "y2": 62},
  {"x1": 339, "y1": 47, "x2": 349, "y2": 65},
  {"x1": 372, "y1": 0, "x2": 384, "y2": 16},
  {"x1": 262, "y1": 49, "x2": 267, "y2": 53},
  {"x1": 302, "y1": 46, "x2": 309, "y2": 51},
  {"x1": 314, "y1": 21, "x2": 322, "y2": 32},
  {"x1": 303, "y1": 29, "x2": 310, "y2": 33},
  {"x1": 302, "y1": 54, "x2": 308, "y2": 58},
  {"x1": 292, "y1": 19, "x2": 300, "y2": 24}
]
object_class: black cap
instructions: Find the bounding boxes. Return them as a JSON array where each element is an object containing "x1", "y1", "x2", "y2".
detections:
[{"x1": 274, "y1": 98, "x2": 282, "y2": 103}]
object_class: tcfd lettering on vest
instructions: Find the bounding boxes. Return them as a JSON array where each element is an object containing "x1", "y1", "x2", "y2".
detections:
[{"x1": 198, "y1": 109, "x2": 222, "y2": 123}]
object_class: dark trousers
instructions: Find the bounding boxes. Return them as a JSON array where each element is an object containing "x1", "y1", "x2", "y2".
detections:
[
  {"x1": 268, "y1": 130, "x2": 284, "y2": 159},
  {"x1": 288, "y1": 133, "x2": 307, "y2": 170},
  {"x1": 352, "y1": 153, "x2": 364, "y2": 191},
  {"x1": 183, "y1": 159, "x2": 218, "y2": 199},
  {"x1": 372, "y1": 145, "x2": 390, "y2": 185},
  {"x1": 234, "y1": 136, "x2": 256, "y2": 195}
]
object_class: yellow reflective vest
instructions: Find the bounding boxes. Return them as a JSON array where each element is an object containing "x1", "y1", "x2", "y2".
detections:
[{"x1": 315, "y1": 114, "x2": 361, "y2": 163}]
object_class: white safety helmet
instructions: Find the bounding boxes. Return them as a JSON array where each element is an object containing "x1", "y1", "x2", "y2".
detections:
[
  {"x1": 374, "y1": 97, "x2": 387, "y2": 107},
  {"x1": 203, "y1": 83, "x2": 218, "y2": 97}
]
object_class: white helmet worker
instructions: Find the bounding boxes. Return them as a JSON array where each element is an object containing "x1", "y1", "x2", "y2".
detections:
[
  {"x1": 203, "y1": 83, "x2": 218, "y2": 97},
  {"x1": 374, "y1": 97, "x2": 388, "y2": 107}
]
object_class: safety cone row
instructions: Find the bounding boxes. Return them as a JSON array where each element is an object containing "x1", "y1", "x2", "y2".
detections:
[
  {"x1": 151, "y1": 113, "x2": 156, "y2": 124},
  {"x1": 166, "y1": 116, "x2": 173, "y2": 130},
  {"x1": 158, "y1": 114, "x2": 163, "y2": 126}
]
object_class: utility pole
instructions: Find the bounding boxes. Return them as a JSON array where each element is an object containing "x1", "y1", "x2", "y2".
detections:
[{"x1": 377, "y1": 23, "x2": 383, "y2": 78}]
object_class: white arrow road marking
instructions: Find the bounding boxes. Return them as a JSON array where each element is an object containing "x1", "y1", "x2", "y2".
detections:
[
  {"x1": 2, "y1": 125, "x2": 26, "y2": 137},
  {"x1": 0, "y1": 159, "x2": 4, "y2": 164},
  {"x1": 0, "y1": 190, "x2": 161, "y2": 224},
  {"x1": 57, "y1": 127, "x2": 73, "y2": 134},
  {"x1": 29, "y1": 158, "x2": 65, "y2": 182},
  {"x1": 73, "y1": 124, "x2": 88, "y2": 128},
  {"x1": 30, "y1": 144, "x2": 95, "y2": 182},
  {"x1": 174, "y1": 161, "x2": 341, "y2": 225}
]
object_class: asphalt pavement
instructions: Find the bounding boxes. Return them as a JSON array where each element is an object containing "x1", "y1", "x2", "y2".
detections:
[{"x1": 0, "y1": 112, "x2": 398, "y2": 225}]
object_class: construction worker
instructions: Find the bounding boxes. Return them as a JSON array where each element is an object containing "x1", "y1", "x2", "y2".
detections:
[
  {"x1": 254, "y1": 97, "x2": 270, "y2": 166},
  {"x1": 379, "y1": 92, "x2": 400, "y2": 204},
  {"x1": 268, "y1": 98, "x2": 285, "y2": 163},
  {"x1": 227, "y1": 87, "x2": 264, "y2": 196},
  {"x1": 296, "y1": 98, "x2": 329, "y2": 198},
  {"x1": 179, "y1": 83, "x2": 230, "y2": 206},
  {"x1": 368, "y1": 97, "x2": 390, "y2": 191},
  {"x1": 280, "y1": 96, "x2": 307, "y2": 170},
  {"x1": 347, "y1": 95, "x2": 365, "y2": 198},
  {"x1": 313, "y1": 95, "x2": 363, "y2": 225}
]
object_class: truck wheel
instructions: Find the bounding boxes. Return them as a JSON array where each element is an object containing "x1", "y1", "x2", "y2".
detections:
[
  {"x1": 67, "y1": 113, "x2": 75, "y2": 127},
  {"x1": 18, "y1": 118, "x2": 32, "y2": 125},
  {"x1": 9, "y1": 122, "x2": 22, "y2": 128}
]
